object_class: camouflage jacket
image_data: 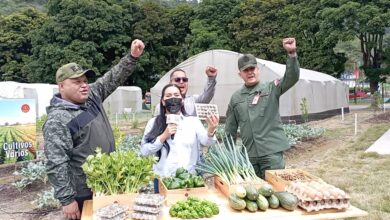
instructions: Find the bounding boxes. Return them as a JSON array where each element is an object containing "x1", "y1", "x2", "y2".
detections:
[{"x1": 43, "y1": 54, "x2": 138, "y2": 206}]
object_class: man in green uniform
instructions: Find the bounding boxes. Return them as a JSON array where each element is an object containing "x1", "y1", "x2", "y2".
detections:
[{"x1": 225, "y1": 38, "x2": 300, "y2": 179}]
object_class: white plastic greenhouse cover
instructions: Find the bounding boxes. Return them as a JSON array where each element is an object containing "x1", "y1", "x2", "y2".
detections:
[
  {"x1": 103, "y1": 86, "x2": 143, "y2": 115},
  {"x1": 0, "y1": 81, "x2": 143, "y2": 117},
  {"x1": 150, "y1": 50, "x2": 349, "y2": 120}
]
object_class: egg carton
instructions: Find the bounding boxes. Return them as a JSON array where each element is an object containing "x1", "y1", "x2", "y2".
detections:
[
  {"x1": 286, "y1": 181, "x2": 350, "y2": 201},
  {"x1": 133, "y1": 204, "x2": 162, "y2": 214},
  {"x1": 96, "y1": 203, "x2": 129, "y2": 220},
  {"x1": 195, "y1": 104, "x2": 219, "y2": 120},
  {"x1": 134, "y1": 194, "x2": 165, "y2": 207},
  {"x1": 298, "y1": 198, "x2": 350, "y2": 212},
  {"x1": 285, "y1": 181, "x2": 350, "y2": 212},
  {"x1": 131, "y1": 212, "x2": 160, "y2": 220}
]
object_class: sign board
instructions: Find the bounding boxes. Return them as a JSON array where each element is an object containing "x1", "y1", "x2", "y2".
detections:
[{"x1": 0, "y1": 99, "x2": 37, "y2": 164}]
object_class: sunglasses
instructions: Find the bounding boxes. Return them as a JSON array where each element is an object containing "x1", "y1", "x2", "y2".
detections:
[{"x1": 173, "y1": 77, "x2": 189, "y2": 83}]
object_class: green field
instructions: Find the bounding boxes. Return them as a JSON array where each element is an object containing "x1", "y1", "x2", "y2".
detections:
[{"x1": 0, "y1": 124, "x2": 36, "y2": 164}]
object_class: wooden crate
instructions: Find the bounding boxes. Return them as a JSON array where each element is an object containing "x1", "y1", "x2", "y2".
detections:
[
  {"x1": 158, "y1": 178, "x2": 208, "y2": 205},
  {"x1": 92, "y1": 193, "x2": 135, "y2": 212},
  {"x1": 214, "y1": 176, "x2": 267, "y2": 198},
  {"x1": 265, "y1": 169, "x2": 323, "y2": 192}
]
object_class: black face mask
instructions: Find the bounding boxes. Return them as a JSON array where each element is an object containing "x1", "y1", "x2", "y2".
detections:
[{"x1": 164, "y1": 97, "x2": 182, "y2": 114}]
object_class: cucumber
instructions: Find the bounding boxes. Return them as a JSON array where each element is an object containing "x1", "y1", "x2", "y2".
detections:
[
  {"x1": 274, "y1": 191, "x2": 299, "y2": 211},
  {"x1": 256, "y1": 194, "x2": 269, "y2": 211},
  {"x1": 258, "y1": 183, "x2": 274, "y2": 197},
  {"x1": 267, "y1": 194, "x2": 280, "y2": 209},
  {"x1": 245, "y1": 185, "x2": 259, "y2": 201},
  {"x1": 228, "y1": 193, "x2": 246, "y2": 210},
  {"x1": 245, "y1": 199, "x2": 258, "y2": 212}
]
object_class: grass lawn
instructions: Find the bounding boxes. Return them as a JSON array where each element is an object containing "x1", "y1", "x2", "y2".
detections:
[{"x1": 287, "y1": 111, "x2": 390, "y2": 219}]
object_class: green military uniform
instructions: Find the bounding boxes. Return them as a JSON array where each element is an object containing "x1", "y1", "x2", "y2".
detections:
[{"x1": 225, "y1": 56, "x2": 300, "y2": 179}]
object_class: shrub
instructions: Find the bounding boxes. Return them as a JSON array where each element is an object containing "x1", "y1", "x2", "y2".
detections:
[
  {"x1": 32, "y1": 187, "x2": 60, "y2": 209},
  {"x1": 13, "y1": 160, "x2": 47, "y2": 190}
]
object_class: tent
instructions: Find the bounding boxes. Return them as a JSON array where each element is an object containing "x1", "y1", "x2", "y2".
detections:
[
  {"x1": 103, "y1": 86, "x2": 143, "y2": 115},
  {"x1": 0, "y1": 82, "x2": 143, "y2": 117},
  {"x1": 150, "y1": 50, "x2": 349, "y2": 122}
]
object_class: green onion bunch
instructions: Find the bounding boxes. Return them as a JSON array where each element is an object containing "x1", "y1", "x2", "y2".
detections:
[{"x1": 196, "y1": 136, "x2": 262, "y2": 185}]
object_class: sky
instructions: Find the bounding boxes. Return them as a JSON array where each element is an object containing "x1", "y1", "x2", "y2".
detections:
[{"x1": 0, "y1": 99, "x2": 36, "y2": 126}]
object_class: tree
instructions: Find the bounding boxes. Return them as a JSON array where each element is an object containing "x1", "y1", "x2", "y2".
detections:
[
  {"x1": 0, "y1": 7, "x2": 47, "y2": 82},
  {"x1": 230, "y1": 0, "x2": 347, "y2": 74},
  {"x1": 26, "y1": 0, "x2": 139, "y2": 84},
  {"x1": 319, "y1": 0, "x2": 390, "y2": 93},
  {"x1": 185, "y1": 0, "x2": 239, "y2": 56},
  {"x1": 230, "y1": 0, "x2": 287, "y2": 61},
  {"x1": 280, "y1": 0, "x2": 347, "y2": 74},
  {"x1": 130, "y1": 0, "x2": 178, "y2": 90}
]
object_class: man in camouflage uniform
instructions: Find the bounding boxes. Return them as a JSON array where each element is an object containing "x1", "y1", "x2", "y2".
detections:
[
  {"x1": 225, "y1": 38, "x2": 300, "y2": 179},
  {"x1": 43, "y1": 39, "x2": 144, "y2": 220}
]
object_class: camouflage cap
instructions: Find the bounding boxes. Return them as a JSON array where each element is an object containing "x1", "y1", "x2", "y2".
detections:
[
  {"x1": 56, "y1": 63, "x2": 96, "y2": 83},
  {"x1": 238, "y1": 54, "x2": 257, "y2": 71}
]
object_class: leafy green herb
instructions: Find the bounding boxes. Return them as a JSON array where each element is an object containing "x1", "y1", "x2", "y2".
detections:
[{"x1": 82, "y1": 148, "x2": 156, "y2": 195}]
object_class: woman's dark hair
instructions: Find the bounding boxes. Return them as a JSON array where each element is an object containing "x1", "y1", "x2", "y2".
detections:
[{"x1": 144, "y1": 84, "x2": 187, "y2": 160}]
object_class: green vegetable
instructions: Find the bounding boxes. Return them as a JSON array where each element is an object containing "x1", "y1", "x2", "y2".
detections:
[
  {"x1": 228, "y1": 193, "x2": 246, "y2": 210},
  {"x1": 274, "y1": 191, "x2": 299, "y2": 211},
  {"x1": 245, "y1": 199, "x2": 258, "y2": 212},
  {"x1": 245, "y1": 185, "x2": 259, "y2": 201},
  {"x1": 82, "y1": 148, "x2": 156, "y2": 195},
  {"x1": 178, "y1": 173, "x2": 191, "y2": 180},
  {"x1": 176, "y1": 167, "x2": 187, "y2": 177},
  {"x1": 169, "y1": 197, "x2": 219, "y2": 219},
  {"x1": 258, "y1": 183, "x2": 274, "y2": 197},
  {"x1": 162, "y1": 177, "x2": 173, "y2": 189},
  {"x1": 256, "y1": 194, "x2": 269, "y2": 211},
  {"x1": 193, "y1": 176, "x2": 205, "y2": 187},
  {"x1": 169, "y1": 179, "x2": 181, "y2": 189},
  {"x1": 196, "y1": 136, "x2": 264, "y2": 185},
  {"x1": 267, "y1": 194, "x2": 280, "y2": 209}
]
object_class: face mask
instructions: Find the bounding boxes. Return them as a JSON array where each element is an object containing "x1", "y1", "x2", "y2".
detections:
[{"x1": 164, "y1": 97, "x2": 182, "y2": 114}]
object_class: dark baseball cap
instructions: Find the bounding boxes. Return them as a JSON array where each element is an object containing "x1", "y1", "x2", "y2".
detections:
[
  {"x1": 238, "y1": 54, "x2": 257, "y2": 71},
  {"x1": 56, "y1": 63, "x2": 96, "y2": 83}
]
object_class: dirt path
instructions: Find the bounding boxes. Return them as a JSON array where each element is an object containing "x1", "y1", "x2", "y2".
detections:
[
  {"x1": 0, "y1": 110, "x2": 388, "y2": 220},
  {"x1": 285, "y1": 111, "x2": 379, "y2": 168}
]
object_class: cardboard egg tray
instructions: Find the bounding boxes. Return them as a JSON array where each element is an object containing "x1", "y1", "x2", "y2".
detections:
[
  {"x1": 297, "y1": 198, "x2": 350, "y2": 212},
  {"x1": 285, "y1": 181, "x2": 350, "y2": 212}
]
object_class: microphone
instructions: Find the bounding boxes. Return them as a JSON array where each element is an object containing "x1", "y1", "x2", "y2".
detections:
[{"x1": 166, "y1": 114, "x2": 181, "y2": 140}]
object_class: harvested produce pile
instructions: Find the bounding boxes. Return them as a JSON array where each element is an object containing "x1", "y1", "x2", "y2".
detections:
[
  {"x1": 131, "y1": 194, "x2": 165, "y2": 220},
  {"x1": 162, "y1": 167, "x2": 205, "y2": 189},
  {"x1": 82, "y1": 148, "x2": 156, "y2": 195},
  {"x1": 169, "y1": 197, "x2": 219, "y2": 219},
  {"x1": 275, "y1": 170, "x2": 319, "y2": 182},
  {"x1": 286, "y1": 181, "x2": 350, "y2": 212},
  {"x1": 197, "y1": 140, "x2": 264, "y2": 185},
  {"x1": 228, "y1": 184, "x2": 299, "y2": 212}
]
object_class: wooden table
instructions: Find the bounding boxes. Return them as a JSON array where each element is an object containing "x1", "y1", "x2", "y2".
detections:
[{"x1": 81, "y1": 189, "x2": 368, "y2": 220}]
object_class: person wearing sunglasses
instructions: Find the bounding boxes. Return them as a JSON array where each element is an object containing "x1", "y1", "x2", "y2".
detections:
[
  {"x1": 154, "y1": 66, "x2": 218, "y2": 116},
  {"x1": 225, "y1": 38, "x2": 300, "y2": 180}
]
